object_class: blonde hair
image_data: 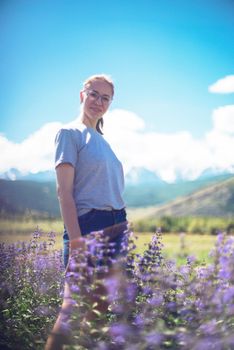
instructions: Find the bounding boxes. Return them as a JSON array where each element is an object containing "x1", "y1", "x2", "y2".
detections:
[{"x1": 82, "y1": 74, "x2": 114, "y2": 135}]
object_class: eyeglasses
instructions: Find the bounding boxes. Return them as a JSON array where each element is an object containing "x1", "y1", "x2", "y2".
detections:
[{"x1": 85, "y1": 89, "x2": 112, "y2": 105}]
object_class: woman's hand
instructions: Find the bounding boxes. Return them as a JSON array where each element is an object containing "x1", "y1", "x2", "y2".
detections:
[
  {"x1": 65, "y1": 237, "x2": 87, "y2": 275},
  {"x1": 70, "y1": 236, "x2": 86, "y2": 251}
]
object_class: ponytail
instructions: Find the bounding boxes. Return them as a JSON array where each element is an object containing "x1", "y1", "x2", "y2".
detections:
[{"x1": 96, "y1": 118, "x2": 104, "y2": 135}]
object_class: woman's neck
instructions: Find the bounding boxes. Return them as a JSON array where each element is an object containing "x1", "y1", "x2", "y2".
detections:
[{"x1": 80, "y1": 113, "x2": 97, "y2": 129}]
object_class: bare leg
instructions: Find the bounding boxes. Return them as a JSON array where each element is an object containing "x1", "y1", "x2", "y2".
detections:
[
  {"x1": 45, "y1": 264, "x2": 124, "y2": 349},
  {"x1": 84, "y1": 265, "x2": 123, "y2": 322},
  {"x1": 45, "y1": 283, "x2": 74, "y2": 350}
]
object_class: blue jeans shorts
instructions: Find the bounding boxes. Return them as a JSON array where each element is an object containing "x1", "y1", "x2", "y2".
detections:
[{"x1": 63, "y1": 208, "x2": 127, "y2": 267}]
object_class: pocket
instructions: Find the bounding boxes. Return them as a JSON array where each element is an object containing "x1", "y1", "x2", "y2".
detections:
[
  {"x1": 102, "y1": 221, "x2": 128, "y2": 241},
  {"x1": 115, "y1": 209, "x2": 127, "y2": 224}
]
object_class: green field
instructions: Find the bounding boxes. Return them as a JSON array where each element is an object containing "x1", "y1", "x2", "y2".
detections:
[
  {"x1": 0, "y1": 217, "x2": 64, "y2": 238},
  {"x1": 135, "y1": 232, "x2": 216, "y2": 263},
  {"x1": 0, "y1": 217, "x2": 217, "y2": 264}
]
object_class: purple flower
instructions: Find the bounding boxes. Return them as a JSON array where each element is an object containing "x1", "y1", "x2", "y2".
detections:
[
  {"x1": 104, "y1": 276, "x2": 121, "y2": 296},
  {"x1": 223, "y1": 286, "x2": 234, "y2": 304},
  {"x1": 70, "y1": 284, "x2": 81, "y2": 294},
  {"x1": 109, "y1": 323, "x2": 131, "y2": 340},
  {"x1": 148, "y1": 295, "x2": 163, "y2": 307},
  {"x1": 192, "y1": 338, "x2": 222, "y2": 350},
  {"x1": 145, "y1": 330, "x2": 163, "y2": 346},
  {"x1": 187, "y1": 255, "x2": 196, "y2": 265},
  {"x1": 126, "y1": 282, "x2": 137, "y2": 302},
  {"x1": 218, "y1": 268, "x2": 231, "y2": 280},
  {"x1": 199, "y1": 319, "x2": 217, "y2": 335},
  {"x1": 180, "y1": 265, "x2": 190, "y2": 275},
  {"x1": 134, "y1": 314, "x2": 145, "y2": 327},
  {"x1": 95, "y1": 342, "x2": 109, "y2": 350}
]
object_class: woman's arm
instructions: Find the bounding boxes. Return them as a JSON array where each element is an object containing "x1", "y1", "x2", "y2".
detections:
[{"x1": 56, "y1": 163, "x2": 84, "y2": 249}]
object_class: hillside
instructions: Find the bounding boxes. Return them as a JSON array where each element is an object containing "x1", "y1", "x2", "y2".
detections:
[
  {"x1": 123, "y1": 173, "x2": 234, "y2": 207},
  {"x1": 146, "y1": 176, "x2": 234, "y2": 218},
  {"x1": 0, "y1": 180, "x2": 60, "y2": 217},
  {"x1": 0, "y1": 174, "x2": 234, "y2": 218}
]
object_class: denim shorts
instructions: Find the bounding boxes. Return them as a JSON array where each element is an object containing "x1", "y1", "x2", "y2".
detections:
[{"x1": 63, "y1": 208, "x2": 127, "y2": 267}]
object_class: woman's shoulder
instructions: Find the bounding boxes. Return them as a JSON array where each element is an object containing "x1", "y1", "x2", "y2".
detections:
[
  {"x1": 55, "y1": 123, "x2": 91, "y2": 150},
  {"x1": 56, "y1": 123, "x2": 87, "y2": 138},
  {"x1": 58, "y1": 124, "x2": 82, "y2": 133}
]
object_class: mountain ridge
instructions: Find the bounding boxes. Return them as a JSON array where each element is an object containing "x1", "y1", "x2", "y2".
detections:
[
  {"x1": 1, "y1": 167, "x2": 234, "y2": 185},
  {"x1": 146, "y1": 176, "x2": 234, "y2": 218},
  {"x1": 1, "y1": 173, "x2": 234, "y2": 218}
]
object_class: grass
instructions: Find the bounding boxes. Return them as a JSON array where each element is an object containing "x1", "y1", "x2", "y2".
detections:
[
  {"x1": 0, "y1": 217, "x2": 64, "y2": 236},
  {"x1": 0, "y1": 217, "x2": 217, "y2": 264},
  {"x1": 134, "y1": 232, "x2": 217, "y2": 264}
]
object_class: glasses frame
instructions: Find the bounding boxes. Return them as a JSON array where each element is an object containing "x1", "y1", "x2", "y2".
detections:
[{"x1": 85, "y1": 89, "x2": 113, "y2": 105}]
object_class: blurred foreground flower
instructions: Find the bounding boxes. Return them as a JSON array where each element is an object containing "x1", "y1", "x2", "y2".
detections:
[{"x1": 1, "y1": 228, "x2": 234, "y2": 349}]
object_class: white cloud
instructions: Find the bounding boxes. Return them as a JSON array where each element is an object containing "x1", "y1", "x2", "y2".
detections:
[
  {"x1": 205, "y1": 105, "x2": 234, "y2": 171},
  {"x1": 104, "y1": 106, "x2": 234, "y2": 182},
  {"x1": 104, "y1": 111, "x2": 213, "y2": 182},
  {"x1": 208, "y1": 75, "x2": 234, "y2": 94},
  {"x1": 212, "y1": 105, "x2": 234, "y2": 134},
  {"x1": 1, "y1": 105, "x2": 234, "y2": 182},
  {"x1": 0, "y1": 122, "x2": 63, "y2": 173}
]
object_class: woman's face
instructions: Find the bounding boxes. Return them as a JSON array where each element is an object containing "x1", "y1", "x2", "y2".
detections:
[{"x1": 81, "y1": 80, "x2": 113, "y2": 124}]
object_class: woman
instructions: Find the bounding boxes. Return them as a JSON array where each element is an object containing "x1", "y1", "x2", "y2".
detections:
[{"x1": 45, "y1": 74, "x2": 128, "y2": 350}]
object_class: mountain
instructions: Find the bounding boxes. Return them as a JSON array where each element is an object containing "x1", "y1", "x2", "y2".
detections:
[
  {"x1": 0, "y1": 179, "x2": 60, "y2": 217},
  {"x1": 1, "y1": 166, "x2": 233, "y2": 186},
  {"x1": 1, "y1": 167, "x2": 165, "y2": 185},
  {"x1": 124, "y1": 171, "x2": 234, "y2": 207},
  {"x1": 0, "y1": 168, "x2": 56, "y2": 182},
  {"x1": 125, "y1": 167, "x2": 165, "y2": 185},
  {"x1": 1, "y1": 173, "x2": 234, "y2": 218},
  {"x1": 145, "y1": 176, "x2": 234, "y2": 218}
]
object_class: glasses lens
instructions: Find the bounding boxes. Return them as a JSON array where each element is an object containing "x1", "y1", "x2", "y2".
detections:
[
  {"x1": 89, "y1": 91, "x2": 99, "y2": 99},
  {"x1": 102, "y1": 96, "x2": 111, "y2": 104},
  {"x1": 86, "y1": 90, "x2": 112, "y2": 104}
]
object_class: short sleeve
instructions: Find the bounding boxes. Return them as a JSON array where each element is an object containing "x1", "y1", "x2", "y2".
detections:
[{"x1": 54, "y1": 128, "x2": 80, "y2": 169}]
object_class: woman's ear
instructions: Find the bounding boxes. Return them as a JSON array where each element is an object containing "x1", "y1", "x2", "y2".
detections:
[{"x1": 80, "y1": 91, "x2": 84, "y2": 104}]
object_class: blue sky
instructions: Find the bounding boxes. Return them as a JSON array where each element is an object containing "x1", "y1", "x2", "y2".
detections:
[{"x1": 1, "y1": 0, "x2": 234, "y2": 181}]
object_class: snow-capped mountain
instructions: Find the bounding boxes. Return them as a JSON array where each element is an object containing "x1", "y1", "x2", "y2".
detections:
[
  {"x1": 125, "y1": 167, "x2": 166, "y2": 185},
  {"x1": 1, "y1": 167, "x2": 165, "y2": 185},
  {"x1": 0, "y1": 168, "x2": 56, "y2": 182},
  {"x1": 1, "y1": 166, "x2": 234, "y2": 185}
]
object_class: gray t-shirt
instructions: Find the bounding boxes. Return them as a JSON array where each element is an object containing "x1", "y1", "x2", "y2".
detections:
[{"x1": 55, "y1": 123, "x2": 125, "y2": 216}]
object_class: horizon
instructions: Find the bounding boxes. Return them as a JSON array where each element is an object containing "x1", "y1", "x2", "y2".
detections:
[{"x1": 2, "y1": 163, "x2": 234, "y2": 185}]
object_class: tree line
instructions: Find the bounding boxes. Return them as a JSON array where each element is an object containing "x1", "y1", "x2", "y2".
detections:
[{"x1": 133, "y1": 216, "x2": 234, "y2": 235}]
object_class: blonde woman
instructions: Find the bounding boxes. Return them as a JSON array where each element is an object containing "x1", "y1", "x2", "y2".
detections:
[{"x1": 45, "y1": 74, "x2": 128, "y2": 349}]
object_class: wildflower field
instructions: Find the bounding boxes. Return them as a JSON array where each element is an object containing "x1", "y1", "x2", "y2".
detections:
[
  {"x1": 1, "y1": 224, "x2": 234, "y2": 349},
  {"x1": 0, "y1": 216, "x2": 216, "y2": 261}
]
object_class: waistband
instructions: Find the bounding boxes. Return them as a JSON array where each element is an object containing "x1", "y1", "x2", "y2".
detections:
[
  {"x1": 78, "y1": 207, "x2": 126, "y2": 216},
  {"x1": 101, "y1": 208, "x2": 125, "y2": 212}
]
